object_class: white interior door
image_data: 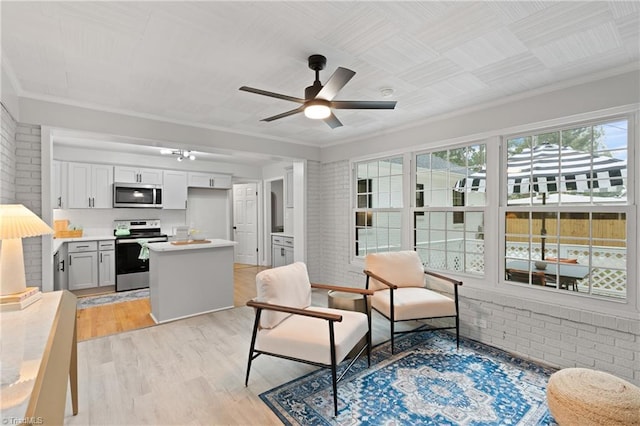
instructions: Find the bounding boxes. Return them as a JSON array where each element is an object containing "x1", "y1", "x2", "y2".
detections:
[{"x1": 233, "y1": 183, "x2": 258, "y2": 265}]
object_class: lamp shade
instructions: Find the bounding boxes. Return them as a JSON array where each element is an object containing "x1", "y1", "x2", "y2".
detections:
[{"x1": 0, "y1": 204, "x2": 54, "y2": 240}]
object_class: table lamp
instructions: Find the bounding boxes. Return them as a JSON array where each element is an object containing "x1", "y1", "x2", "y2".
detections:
[{"x1": 0, "y1": 204, "x2": 54, "y2": 310}]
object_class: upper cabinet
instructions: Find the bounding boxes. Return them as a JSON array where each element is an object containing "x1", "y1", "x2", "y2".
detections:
[
  {"x1": 114, "y1": 166, "x2": 163, "y2": 184},
  {"x1": 285, "y1": 167, "x2": 293, "y2": 208},
  {"x1": 187, "y1": 172, "x2": 232, "y2": 189},
  {"x1": 163, "y1": 170, "x2": 188, "y2": 209},
  {"x1": 67, "y1": 162, "x2": 113, "y2": 208},
  {"x1": 52, "y1": 160, "x2": 67, "y2": 209}
]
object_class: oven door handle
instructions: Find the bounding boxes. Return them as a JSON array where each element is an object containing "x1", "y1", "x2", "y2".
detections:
[{"x1": 116, "y1": 237, "x2": 167, "y2": 244}]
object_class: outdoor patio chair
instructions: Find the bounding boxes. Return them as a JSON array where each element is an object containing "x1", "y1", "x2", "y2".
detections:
[
  {"x1": 364, "y1": 251, "x2": 462, "y2": 354},
  {"x1": 245, "y1": 262, "x2": 373, "y2": 416}
]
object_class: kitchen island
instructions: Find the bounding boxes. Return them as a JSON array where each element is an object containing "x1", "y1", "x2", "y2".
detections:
[{"x1": 148, "y1": 239, "x2": 237, "y2": 323}]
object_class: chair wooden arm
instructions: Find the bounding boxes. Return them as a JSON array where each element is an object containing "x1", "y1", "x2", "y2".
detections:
[
  {"x1": 246, "y1": 300, "x2": 343, "y2": 322},
  {"x1": 363, "y1": 270, "x2": 398, "y2": 289},
  {"x1": 311, "y1": 283, "x2": 375, "y2": 296},
  {"x1": 424, "y1": 270, "x2": 463, "y2": 286}
]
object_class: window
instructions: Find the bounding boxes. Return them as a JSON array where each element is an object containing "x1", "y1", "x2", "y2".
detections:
[
  {"x1": 502, "y1": 119, "x2": 630, "y2": 300},
  {"x1": 354, "y1": 157, "x2": 403, "y2": 257},
  {"x1": 414, "y1": 144, "x2": 486, "y2": 275}
]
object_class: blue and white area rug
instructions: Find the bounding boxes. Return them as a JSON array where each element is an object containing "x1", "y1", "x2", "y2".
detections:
[
  {"x1": 260, "y1": 331, "x2": 557, "y2": 425},
  {"x1": 77, "y1": 289, "x2": 149, "y2": 309}
]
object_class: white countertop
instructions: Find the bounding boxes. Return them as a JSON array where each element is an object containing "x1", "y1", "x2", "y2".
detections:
[
  {"x1": 271, "y1": 232, "x2": 293, "y2": 237},
  {"x1": 52, "y1": 234, "x2": 115, "y2": 255},
  {"x1": 148, "y1": 239, "x2": 237, "y2": 252}
]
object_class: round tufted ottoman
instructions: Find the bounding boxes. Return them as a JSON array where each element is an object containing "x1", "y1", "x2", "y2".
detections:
[{"x1": 546, "y1": 368, "x2": 640, "y2": 425}]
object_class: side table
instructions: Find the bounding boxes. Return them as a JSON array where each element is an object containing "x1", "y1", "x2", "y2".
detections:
[{"x1": 327, "y1": 290, "x2": 368, "y2": 358}]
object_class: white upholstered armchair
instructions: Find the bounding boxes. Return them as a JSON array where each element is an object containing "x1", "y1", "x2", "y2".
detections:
[
  {"x1": 245, "y1": 262, "x2": 373, "y2": 416},
  {"x1": 364, "y1": 251, "x2": 462, "y2": 354}
]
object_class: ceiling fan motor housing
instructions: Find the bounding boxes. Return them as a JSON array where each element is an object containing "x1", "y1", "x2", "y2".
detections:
[
  {"x1": 308, "y1": 54, "x2": 326, "y2": 71},
  {"x1": 305, "y1": 83, "x2": 322, "y2": 100}
]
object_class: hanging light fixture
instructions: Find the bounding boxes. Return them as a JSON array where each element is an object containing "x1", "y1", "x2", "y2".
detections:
[{"x1": 160, "y1": 149, "x2": 196, "y2": 161}]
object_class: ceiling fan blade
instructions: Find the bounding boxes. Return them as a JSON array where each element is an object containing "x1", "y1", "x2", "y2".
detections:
[
  {"x1": 261, "y1": 106, "x2": 305, "y2": 122},
  {"x1": 331, "y1": 100, "x2": 397, "y2": 109},
  {"x1": 239, "y1": 86, "x2": 305, "y2": 104},
  {"x1": 316, "y1": 67, "x2": 356, "y2": 101},
  {"x1": 323, "y1": 112, "x2": 343, "y2": 129}
]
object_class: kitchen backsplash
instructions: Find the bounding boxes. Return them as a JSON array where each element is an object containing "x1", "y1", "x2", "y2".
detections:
[{"x1": 53, "y1": 208, "x2": 187, "y2": 236}]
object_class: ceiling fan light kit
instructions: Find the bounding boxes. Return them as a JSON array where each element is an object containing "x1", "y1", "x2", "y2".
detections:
[
  {"x1": 240, "y1": 54, "x2": 396, "y2": 128},
  {"x1": 304, "y1": 100, "x2": 331, "y2": 119}
]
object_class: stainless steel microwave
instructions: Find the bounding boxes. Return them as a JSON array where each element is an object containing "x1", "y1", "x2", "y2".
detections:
[{"x1": 113, "y1": 183, "x2": 163, "y2": 208}]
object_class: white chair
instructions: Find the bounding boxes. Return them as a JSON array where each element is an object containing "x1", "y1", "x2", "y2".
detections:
[
  {"x1": 245, "y1": 262, "x2": 373, "y2": 416},
  {"x1": 364, "y1": 251, "x2": 462, "y2": 354}
]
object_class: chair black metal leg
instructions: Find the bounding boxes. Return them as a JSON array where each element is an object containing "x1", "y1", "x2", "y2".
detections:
[
  {"x1": 456, "y1": 315, "x2": 460, "y2": 349},
  {"x1": 245, "y1": 309, "x2": 262, "y2": 386},
  {"x1": 390, "y1": 320, "x2": 395, "y2": 354},
  {"x1": 329, "y1": 322, "x2": 338, "y2": 416}
]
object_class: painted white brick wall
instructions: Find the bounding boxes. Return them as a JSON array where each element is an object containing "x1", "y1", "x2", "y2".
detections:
[
  {"x1": 14, "y1": 123, "x2": 43, "y2": 288},
  {"x1": 306, "y1": 160, "x2": 323, "y2": 282},
  {"x1": 318, "y1": 160, "x2": 359, "y2": 286},
  {"x1": 317, "y1": 159, "x2": 640, "y2": 386},
  {"x1": 1, "y1": 103, "x2": 17, "y2": 203}
]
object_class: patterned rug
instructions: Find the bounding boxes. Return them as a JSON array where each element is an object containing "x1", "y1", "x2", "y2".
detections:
[
  {"x1": 260, "y1": 331, "x2": 557, "y2": 425},
  {"x1": 77, "y1": 289, "x2": 149, "y2": 309}
]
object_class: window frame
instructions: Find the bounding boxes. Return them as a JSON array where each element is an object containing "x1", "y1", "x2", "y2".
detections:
[
  {"x1": 498, "y1": 115, "x2": 635, "y2": 303},
  {"x1": 351, "y1": 155, "x2": 406, "y2": 261},
  {"x1": 346, "y1": 109, "x2": 637, "y2": 316},
  {"x1": 412, "y1": 142, "x2": 488, "y2": 276}
]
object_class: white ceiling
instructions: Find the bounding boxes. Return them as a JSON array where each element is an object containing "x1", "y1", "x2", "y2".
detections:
[{"x1": 2, "y1": 1, "x2": 639, "y2": 150}]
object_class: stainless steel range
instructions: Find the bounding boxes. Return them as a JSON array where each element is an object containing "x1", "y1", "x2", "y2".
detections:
[{"x1": 114, "y1": 219, "x2": 168, "y2": 292}]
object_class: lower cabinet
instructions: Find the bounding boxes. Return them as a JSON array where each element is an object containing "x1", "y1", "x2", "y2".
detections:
[
  {"x1": 272, "y1": 235, "x2": 294, "y2": 268},
  {"x1": 98, "y1": 241, "x2": 116, "y2": 286},
  {"x1": 67, "y1": 240, "x2": 115, "y2": 290},
  {"x1": 68, "y1": 247, "x2": 98, "y2": 290}
]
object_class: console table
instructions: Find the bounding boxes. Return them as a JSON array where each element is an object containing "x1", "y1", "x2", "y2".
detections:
[{"x1": 1, "y1": 291, "x2": 78, "y2": 425}]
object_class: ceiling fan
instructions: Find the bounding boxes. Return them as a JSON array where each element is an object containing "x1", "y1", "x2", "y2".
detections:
[{"x1": 239, "y1": 54, "x2": 397, "y2": 129}]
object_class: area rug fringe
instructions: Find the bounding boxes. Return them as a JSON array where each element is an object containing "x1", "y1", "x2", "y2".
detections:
[{"x1": 260, "y1": 331, "x2": 557, "y2": 425}]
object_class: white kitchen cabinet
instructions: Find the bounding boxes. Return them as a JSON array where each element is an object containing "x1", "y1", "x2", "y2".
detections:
[
  {"x1": 163, "y1": 170, "x2": 188, "y2": 209},
  {"x1": 98, "y1": 241, "x2": 116, "y2": 286},
  {"x1": 271, "y1": 235, "x2": 294, "y2": 267},
  {"x1": 114, "y1": 166, "x2": 163, "y2": 184},
  {"x1": 68, "y1": 241, "x2": 99, "y2": 290},
  {"x1": 285, "y1": 167, "x2": 293, "y2": 208},
  {"x1": 67, "y1": 162, "x2": 113, "y2": 208},
  {"x1": 52, "y1": 160, "x2": 67, "y2": 209},
  {"x1": 187, "y1": 172, "x2": 232, "y2": 189}
]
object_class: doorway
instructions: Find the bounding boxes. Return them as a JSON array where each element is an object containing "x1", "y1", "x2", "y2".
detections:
[{"x1": 233, "y1": 183, "x2": 259, "y2": 265}]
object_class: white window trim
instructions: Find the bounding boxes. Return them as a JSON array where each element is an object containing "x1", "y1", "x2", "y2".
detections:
[
  {"x1": 496, "y1": 113, "x2": 637, "y2": 316},
  {"x1": 346, "y1": 109, "x2": 638, "y2": 318},
  {"x1": 350, "y1": 153, "x2": 409, "y2": 265}
]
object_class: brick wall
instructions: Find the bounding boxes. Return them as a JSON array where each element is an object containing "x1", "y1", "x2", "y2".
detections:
[
  {"x1": 1, "y1": 103, "x2": 17, "y2": 203},
  {"x1": 14, "y1": 123, "x2": 44, "y2": 288},
  {"x1": 459, "y1": 288, "x2": 639, "y2": 384},
  {"x1": 316, "y1": 158, "x2": 640, "y2": 386},
  {"x1": 305, "y1": 160, "x2": 322, "y2": 282}
]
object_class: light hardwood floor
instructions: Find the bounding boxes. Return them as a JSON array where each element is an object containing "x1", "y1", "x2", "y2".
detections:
[
  {"x1": 67, "y1": 265, "x2": 393, "y2": 425},
  {"x1": 76, "y1": 264, "x2": 268, "y2": 342}
]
